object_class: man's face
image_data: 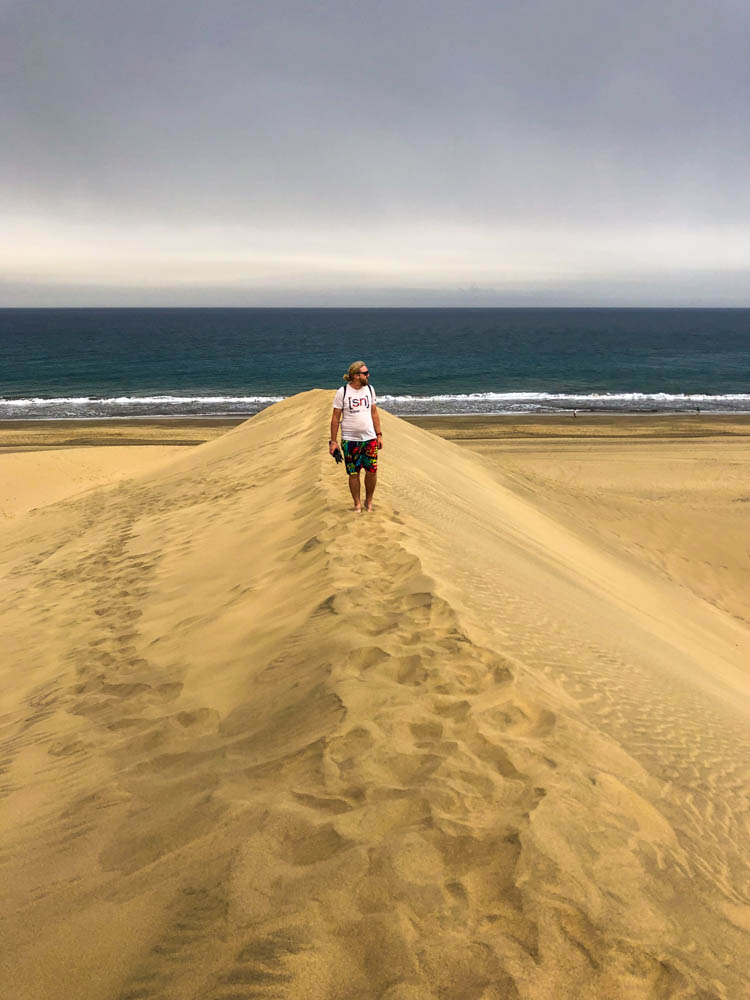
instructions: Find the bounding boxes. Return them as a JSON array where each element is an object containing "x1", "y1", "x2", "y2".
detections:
[{"x1": 354, "y1": 366, "x2": 369, "y2": 387}]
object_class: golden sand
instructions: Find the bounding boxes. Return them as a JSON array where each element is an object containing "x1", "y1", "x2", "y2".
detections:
[{"x1": 1, "y1": 395, "x2": 749, "y2": 999}]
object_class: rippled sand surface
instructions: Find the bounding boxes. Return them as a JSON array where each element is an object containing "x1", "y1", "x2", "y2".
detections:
[{"x1": 1, "y1": 396, "x2": 749, "y2": 999}]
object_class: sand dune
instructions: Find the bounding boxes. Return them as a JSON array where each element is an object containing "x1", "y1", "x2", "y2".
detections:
[
  {"x1": 416, "y1": 415, "x2": 750, "y2": 627},
  {"x1": 2, "y1": 391, "x2": 749, "y2": 999},
  {"x1": 0, "y1": 446, "x2": 187, "y2": 520}
]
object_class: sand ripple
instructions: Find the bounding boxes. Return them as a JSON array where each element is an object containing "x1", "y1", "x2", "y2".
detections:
[{"x1": 1, "y1": 391, "x2": 749, "y2": 998}]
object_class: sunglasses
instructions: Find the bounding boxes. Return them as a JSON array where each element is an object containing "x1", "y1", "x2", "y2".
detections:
[{"x1": 358, "y1": 370, "x2": 370, "y2": 376}]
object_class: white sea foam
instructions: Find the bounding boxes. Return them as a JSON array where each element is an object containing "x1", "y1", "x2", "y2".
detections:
[
  {"x1": 379, "y1": 392, "x2": 750, "y2": 403},
  {"x1": 1, "y1": 395, "x2": 283, "y2": 407},
  {"x1": 378, "y1": 391, "x2": 750, "y2": 415},
  {"x1": 1, "y1": 391, "x2": 749, "y2": 419},
  {"x1": 0, "y1": 394, "x2": 284, "y2": 419}
]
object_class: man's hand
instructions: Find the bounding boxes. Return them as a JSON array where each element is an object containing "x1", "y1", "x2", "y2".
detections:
[
  {"x1": 376, "y1": 433, "x2": 383, "y2": 450},
  {"x1": 329, "y1": 440, "x2": 339, "y2": 455}
]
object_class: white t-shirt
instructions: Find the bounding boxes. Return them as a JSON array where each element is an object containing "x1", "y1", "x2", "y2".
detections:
[{"x1": 333, "y1": 383, "x2": 377, "y2": 441}]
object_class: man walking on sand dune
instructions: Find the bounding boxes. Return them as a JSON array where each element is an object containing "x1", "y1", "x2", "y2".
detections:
[{"x1": 329, "y1": 361, "x2": 383, "y2": 512}]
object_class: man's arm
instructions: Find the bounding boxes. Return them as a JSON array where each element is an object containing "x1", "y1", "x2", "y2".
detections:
[
  {"x1": 372, "y1": 405, "x2": 383, "y2": 449},
  {"x1": 330, "y1": 408, "x2": 342, "y2": 454}
]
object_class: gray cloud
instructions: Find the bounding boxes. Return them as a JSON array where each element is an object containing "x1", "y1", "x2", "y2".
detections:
[{"x1": 2, "y1": 0, "x2": 750, "y2": 302}]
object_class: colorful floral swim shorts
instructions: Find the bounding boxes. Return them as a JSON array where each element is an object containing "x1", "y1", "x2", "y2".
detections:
[{"x1": 342, "y1": 438, "x2": 378, "y2": 476}]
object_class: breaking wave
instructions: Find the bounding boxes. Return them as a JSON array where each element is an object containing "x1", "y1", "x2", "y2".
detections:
[{"x1": 2, "y1": 391, "x2": 750, "y2": 419}]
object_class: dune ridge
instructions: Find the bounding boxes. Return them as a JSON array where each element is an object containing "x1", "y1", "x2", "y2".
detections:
[{"x1": 1, "y1": 390, "x2": 749, "y2": 999}]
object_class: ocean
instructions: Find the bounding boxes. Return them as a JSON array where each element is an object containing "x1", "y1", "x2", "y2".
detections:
[{"x1": 2, "y1": 307, "x2": 749, "y2": 419}]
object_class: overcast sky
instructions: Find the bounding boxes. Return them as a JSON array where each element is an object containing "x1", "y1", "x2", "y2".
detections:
[{"x1": 2, "y1": 0, "x2": 749, "y2": 305}]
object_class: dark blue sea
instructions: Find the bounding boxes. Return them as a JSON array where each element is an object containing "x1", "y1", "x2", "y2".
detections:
[{"x1": 1, "y1": 307, "x2": 749, "y2": 419}]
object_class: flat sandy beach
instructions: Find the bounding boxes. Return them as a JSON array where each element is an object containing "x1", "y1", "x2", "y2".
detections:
[{"x1": 2, "y1": 397, "x2": 749, "y2": 998}]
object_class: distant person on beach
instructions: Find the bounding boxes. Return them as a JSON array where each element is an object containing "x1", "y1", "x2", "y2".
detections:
[{"x1": 330, "y1": 361, "x2": 383, "y2": 512}]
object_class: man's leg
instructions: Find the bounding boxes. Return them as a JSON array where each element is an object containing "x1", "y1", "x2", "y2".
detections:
[
  {"x1": 348, "y1": 472, "x2": 362, "y2": 511},
  {"x1": 342, "y1": 442, "x2": 362, "y2": 511},
  {"x1": 364, "y1": 470, "x2": 377, "y2": 511},
  {"x1": 363, "y1": 439, "x2": 378, "y2": 511}
]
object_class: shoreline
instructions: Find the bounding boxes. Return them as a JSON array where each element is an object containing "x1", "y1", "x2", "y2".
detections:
[
  {"x1": 406, "y1": 411, "x2": 750, "y2": 439},
  {"x1": 0, "y1": 417, "x2": 242, "y2": 451},
  {"x1": 3, "y1": 412, "x2": 750, "y2": 450}
]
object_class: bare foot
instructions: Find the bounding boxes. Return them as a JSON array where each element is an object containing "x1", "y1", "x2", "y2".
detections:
[
  {"x1": 353, "y1": 504, "x2": 362, "y2": 513},
  {"x1": 364, "y1": 502, "x2": 375, "y2": 512}
]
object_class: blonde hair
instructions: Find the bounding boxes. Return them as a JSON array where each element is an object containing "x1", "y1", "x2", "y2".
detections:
[{"x1": 344, "y1": 360, "x2": 367, "y2": 382}]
